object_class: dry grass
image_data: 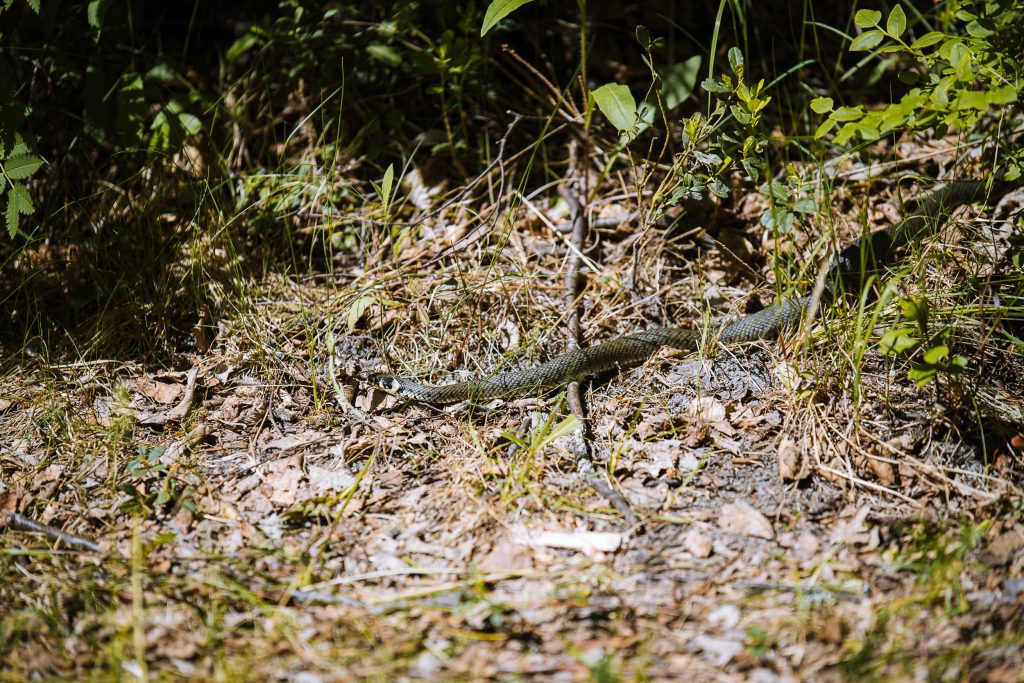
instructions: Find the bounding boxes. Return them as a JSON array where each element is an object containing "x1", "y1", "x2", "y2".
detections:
[{"x1": 2, "y1": 134, "x2": 1023, "y2": 681}]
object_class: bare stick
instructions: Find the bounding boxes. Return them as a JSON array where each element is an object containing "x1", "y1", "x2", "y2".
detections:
[
  {"x1": 560, "y1": 145, "x2": 638, "y2": 525},
  {"x1": 3, "y1": 512, "x2": 100, "y2": 552}
]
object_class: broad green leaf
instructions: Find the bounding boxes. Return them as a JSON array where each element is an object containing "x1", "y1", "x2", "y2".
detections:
[
  {"x1": 591, "y1": 83, "x2": 638, "y2": 133},
  {"x1": 730, "y1": 104, "x2": 751, "y2": 125},
  {"x1": 9, "y1": 182, "x2": 33, "y2": 214},
  {"x1": 700, "y1": 78, "x2": 731, "y2": 95},
  {"x1": 379, "y1": 163, "x2": 395, "y2": 210},
  {"x1": 854, "y1": 9, "x2": 882, "y2": 28},
  {"x1": 366, "y1": 43, "x2": 401, "y2": 67},
  {"x1": 792, "y1": 198, "x2": 816, "y2": 214},
  {"x1": 908, "y1": 367, "x2": 937, "y2": 386},
  {"x1": 810, "y1": 97, "x2": 834, "y2": 114},
  {"x1": 886, "y1": 5, "x2": 906, "y2": 38},
  {"x1": 953, "y1": 90, "x2": 990, "y2": 110},
  {"x1": 226, "y1": 32, "x2": 259, "y2": 62},
  {"x1": 990, "y1": 85, "x2": 1018, "y2": 105},
  {"x1": 480, "y1": 0, "x2": 535, "y2": 36},
  {"x1": 25, "y1": 0, "x2": 39, "y2": 11},
  {"x1": 910, "y1": 31, "x2": 945, "y2": 50},
  {"x1": 879, "y1": 327, "x2": 919, "y2": 354},
  {"x1": 965, "y1": 19, "x2": 994, "y2": 38},
  {"x1": 88, "y1": 0, "x2": 107, "y2": 32},
  {"x1": 3, "y1": 153, "x2": 43, "y2": 180},
  {"x1": 899, "y1": 296, "x2": 928, "y2": 329},
  {"x1": 661, "y1": 56, "x2": 701, "y2": 111},
  {"x1": 635, "y1": 25, "x2": 651, "y2": 48},
  {"x1": 948, "y1": 355, "x2": 968, "y2": 372},
  {"x1": 850, "y1": 29, "x2": 885, "y2": 51},
  {"x1": 832, "y1": 105, "x2": 864, "y2": 122},
  {"x1": 922, "y1": 344, "x2": 949, "y2": 365}
]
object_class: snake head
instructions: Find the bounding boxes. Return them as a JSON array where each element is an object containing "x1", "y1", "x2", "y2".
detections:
[{"x1": 367, "y1": 372, "x2": 403, "y2": 395}]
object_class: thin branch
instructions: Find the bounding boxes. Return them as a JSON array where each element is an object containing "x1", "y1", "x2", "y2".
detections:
[{"x1": 3, "y1": 512, "x2": 100, "y2": 553}]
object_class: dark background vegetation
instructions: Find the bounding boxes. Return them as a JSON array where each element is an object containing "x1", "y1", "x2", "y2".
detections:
[{"x1": 0, "y1": 0, "x2": 1008, "y2": 360}]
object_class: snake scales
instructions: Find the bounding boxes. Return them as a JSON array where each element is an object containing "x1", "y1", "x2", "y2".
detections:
[{"x1": 370, "y1": 178, "x2": 1007, "y2": 403}]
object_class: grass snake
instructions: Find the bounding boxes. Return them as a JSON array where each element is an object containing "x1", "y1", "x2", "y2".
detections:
[{"x1": 370, "y1": 178, "x2": 1008, "y2": 403}]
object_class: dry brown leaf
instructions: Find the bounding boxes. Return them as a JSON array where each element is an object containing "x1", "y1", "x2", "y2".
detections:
[
  {"x1": 979, "y1": 529, "x2": 1024, "y2": 566},
  {"x1": 777, "y1": 436, "x2": 808, "y2": 482},
  {"x1": 130, "y1": 376, "x2": 184, "y2": 404},
  {"x1": 718, "y1": 501, "x2": 774, "y2": 540},
  {"x1": 866, "y1": 456, "x2": 896, "y2": 486}
]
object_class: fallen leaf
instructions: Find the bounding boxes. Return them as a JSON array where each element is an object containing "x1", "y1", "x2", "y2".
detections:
[
  {"x1": 777, "y1": 436, "x2": 808, "y2": 482},
  {"x1": 719, "y1": 501, "x2": 775, "y2": 540},
  {"x1": 979, "y1": 529, "x2": 1024, "y2": 566}
]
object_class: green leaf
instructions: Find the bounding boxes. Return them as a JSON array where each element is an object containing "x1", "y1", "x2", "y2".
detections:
[
  {"x1": 366, "y1": 43, "x2": 401, "y2": 67},
  {"x1": 661, "y1": 56, "x2": 701, "y2": 111},
  {"x1": 854, "y1": 9, "x2": 882, "y2": 28},
  {"x1": 5, "y1": 188, "x2": 20, "y2": 238},
  {"x1": 226, "y1": 32, "x2": 259, "y2": 62},
  {"x1": 536, "y1": 415, "x2": 583, "y2": 450},
  {"x1": 700, "y1": 78, "x2": 731, "y2": 95},
  {"x1": 809, "y1": 97, "x2": 834, "y2": 114},
  {"x1": 886, "y1": 5, "x2": 906, "y2": 38},
  {"x1": 730, "y1": 104, "x2": 751, "y2": 125},
  {"x1": 832, "y1": 105, "x2": 864, "y2": 122},
  {"x1": 591, "y1": 83, "x2": 638, "y2": 133},
  {"x1": 908, "y1": 367, "x2": 937, "y2": 387},
  {"x1": 3, "y1": 153, "x2": 43, "y2": 180},
  {"x1": 379, "y1": 163, "x2": 395, "y2": 210},
  {"x1": 741, "y1": 158, "x2": 760, "y2": 182},
  {"x1": 480, "y1": 0, "x2": 535, "y2": 36},
  {"x1": 899, "y1": 296, "x2": 928, "y2": 330},
  {"x1": 990, "y1": 85, "x2": 1018, "y2": 105},
  {"x1": 850, "y1": 29, "x2": 885, "y2": 51},
  {"x1": 814, "y1": 117, "x2": 837, "y2": 139},
  {"x1": 965, "y1": 19, "x2": 994, "y2": 38},
  {"x1": 707, "y1": 177, "x2": 730, "y2": 198},
  {"x1": 879, "y1": 327, "x2": 919, "y2": 354},
  {"x1": 791, "y1": 198, "x2": 816, "y2": 214},
  {"x1": 87, "y1": 0, "x2": 107, "y2": 33},
  {"x1": 910, "y1": 31, "x2": 945, "y2": 50},
  {"x1": 115, "y1": 73, "x2": 146, "y2": 146},
  {"x1": 922, "y1": 344, "x2": 949, "y2": 365},
  {"x1": 635, "y1": 25, "x2": 652, "y2": 49},
  {"x1": 9, "y1": 183, "x2": 33, "y2": 214},
  {"x1": 953, "y1": 90, "x2": 990, "y2": 111},
  {"x1": 346, "y1": 295, "x2": 377, "y2": 332},
  {"x1": 728, "y1": 47, "x2": 744, "y2": 77}
]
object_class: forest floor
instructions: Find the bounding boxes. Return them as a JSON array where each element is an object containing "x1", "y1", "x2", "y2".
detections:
[{"x1": 2, "y1": 134, "x2": 1024, "y2": 681}]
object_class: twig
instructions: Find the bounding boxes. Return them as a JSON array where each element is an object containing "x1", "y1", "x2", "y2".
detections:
[
  {"x1": 560, "y1": 144, "x2": 638, "y2": 526},
  {"x1": 2, "y1": 512, "x2": 100, "y2": 552}
]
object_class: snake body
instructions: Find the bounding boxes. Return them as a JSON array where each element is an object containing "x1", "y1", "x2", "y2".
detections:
[{"x1": 370, "y1": 179, "x2": 1005, "y2": 403}]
